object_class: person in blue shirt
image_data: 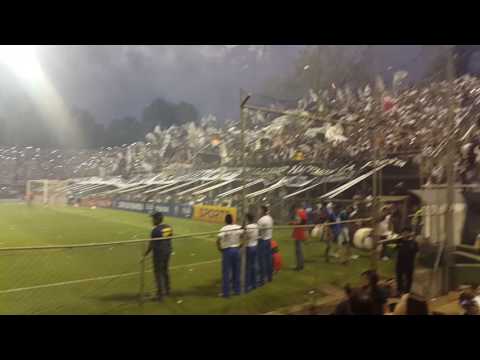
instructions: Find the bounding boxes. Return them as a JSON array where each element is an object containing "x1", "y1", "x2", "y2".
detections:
[
  {"x1": 143, "y1": 212, "x2": 173, "y2": 302},
  {"x1": 327, "y1": 203, "x2": 340, "y2": 236},
  {"x1": 337, "y1": 206, "x2": 352, "y2": 264}
]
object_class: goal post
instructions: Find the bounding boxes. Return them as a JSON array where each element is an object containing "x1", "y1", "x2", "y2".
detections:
[{"x1": 26, "y1": 179, "x2": 69, "y2": 205}]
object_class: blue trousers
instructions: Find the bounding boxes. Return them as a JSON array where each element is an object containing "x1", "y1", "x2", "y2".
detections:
[
  {"x1": 245, "y1": 246, "x2": 257, "y2": 292},
  {"x1": 257, "y1": 239, "x2": 273, "y2": 285},
  {"x1": 222, "y1": 247, "x2": 241, "y2": 298},
  {"x1": 152, "y1": 251, "x2": 171, "y2": 297}
]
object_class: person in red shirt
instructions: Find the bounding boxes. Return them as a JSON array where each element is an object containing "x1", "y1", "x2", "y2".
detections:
[{"x1": 290, "y1": 206, "x2": 308, "y2": 271}]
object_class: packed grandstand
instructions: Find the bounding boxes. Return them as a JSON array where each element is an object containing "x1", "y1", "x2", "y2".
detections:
[{"x1": 4, "y1": 74, "x2": 480, "y2": 214}]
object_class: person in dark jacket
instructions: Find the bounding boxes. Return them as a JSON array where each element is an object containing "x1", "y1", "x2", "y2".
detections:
[
  {"x1": 360, "y1": 270, "x2": 389, "y2": 315},
  {"x1": 143, "y1": 212, "x2": 173, "y2": 302},
  {"x1": 317, "y1": 203, "x2": 328, "y2": 224},
  {"x1": 333, "y1": 284, "x2": 355, "y2": 315},
  {"x1": 395, "y1": 227, "x2": 419, "y2": 295},
  {"x1": 392, "y1": 293, "x2": 429, "y2": 315}
]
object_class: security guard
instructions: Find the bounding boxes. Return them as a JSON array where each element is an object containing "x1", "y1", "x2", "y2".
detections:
[{"x1": 143, "y1": 212, "x2": 173, "y2": 302}]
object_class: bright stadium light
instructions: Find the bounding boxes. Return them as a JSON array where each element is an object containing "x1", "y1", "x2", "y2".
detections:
[
  {"x1": 0, "y1": 45, "x2": 81, "y2": 146},
  {"x1": 0, "y1": 45, "x2": 41, "y2": 80}
]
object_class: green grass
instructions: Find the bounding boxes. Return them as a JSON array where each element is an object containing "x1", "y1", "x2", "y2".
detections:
[{"x1": 0, "y1": 203, "x2": 394, "y2": 314}]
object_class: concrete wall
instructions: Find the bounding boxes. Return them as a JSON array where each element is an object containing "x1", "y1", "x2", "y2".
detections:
[{"x1": 412, "y1": 188, "x2": 466, "y2": 246}]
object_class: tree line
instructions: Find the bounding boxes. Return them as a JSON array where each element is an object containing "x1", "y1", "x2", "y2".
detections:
[{"x1": 0, "y1": 97, "x2": 199, "y2": 148}]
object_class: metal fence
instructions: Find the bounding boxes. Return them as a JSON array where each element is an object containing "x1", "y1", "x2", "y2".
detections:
[{"x1": 0, "y1": 219, "x2": 382, "y2": 315}]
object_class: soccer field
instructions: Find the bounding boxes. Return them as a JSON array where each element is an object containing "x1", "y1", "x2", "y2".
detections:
[{"x1": 0, "y1": 203, "x2": 394, "y2": 314}]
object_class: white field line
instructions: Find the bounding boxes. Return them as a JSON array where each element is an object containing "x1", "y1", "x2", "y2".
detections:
[{"x1": 0, "y1": 259, "x2": 220, "y2": 295}]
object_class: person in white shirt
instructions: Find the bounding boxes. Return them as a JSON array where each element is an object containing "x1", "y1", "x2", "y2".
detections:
[
  {"x1": 375, "y1": 207, "x2": 393, "y2": 261},
  {"x1": 257, "y1": 205, "x2": 274, "y2": 285},
  {"x1": 244, "y1": 213, "x2": 259, "y2": 292},
  {"x1": 217, "y1": 214, "x2": 243, "y2": 298}
]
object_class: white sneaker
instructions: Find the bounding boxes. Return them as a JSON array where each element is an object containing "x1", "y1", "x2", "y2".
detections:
[
  {"x1": 351, "y1": 255, "x2": 359, "y2": 260},
  {"x1": 382, "y1": 256, "x2": 389, "y2": 261}
]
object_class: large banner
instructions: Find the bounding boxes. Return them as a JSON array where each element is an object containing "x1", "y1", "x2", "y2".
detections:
[
  {"x1": 108, "y1": 200, "x2": 194, "y2": 219},
  {"x1": 116, "y1": 200, "x2": 145, "y2": 212},
  {"x1": 153, "y1": 203, "x2": 171, "y2": 214},
  {"x1": 193, "y1": 204, "x2": 237, "y2": 224}
]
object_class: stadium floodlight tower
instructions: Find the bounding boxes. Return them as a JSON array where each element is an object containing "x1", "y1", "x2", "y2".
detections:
[{"x1": 240, "y1": 91, "x2": 251, "y2": 224}]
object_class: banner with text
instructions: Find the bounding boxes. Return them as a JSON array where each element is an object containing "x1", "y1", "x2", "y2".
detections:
[
  {"x1": 193, "y1": 204, "x2": 237, "y2": 224},
  {"x1": 109, "y1": 200, "x2": 193, "y2": 219}
]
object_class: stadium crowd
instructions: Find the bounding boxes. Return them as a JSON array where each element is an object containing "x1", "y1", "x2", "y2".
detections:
[
  {"x1": 0, "y1": 76, "x2": 480, "y2": 188},
  {"x1": 3, "y1": 74, "x2": 480, "y2": 188}
]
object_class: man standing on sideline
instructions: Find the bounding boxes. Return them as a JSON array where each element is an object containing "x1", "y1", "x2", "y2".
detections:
[
  {"x1": 376, "y1": 206, "x2": 393, "y2": 261},
  {"x1": 143, "y1": 212, "x2": 173, "y2": 302},
  {"x1": 290, "y1": 206, "x2": 307, "y2": 271},
  {"x1": 217, "y1": 214, "x2": 243, "y2": 298},
  {"x1": 257, "y1": 205, "x2": 274, "y2": 285},
  {"x1": 325, "y1": 202, "x2": 339, "y2": 262},
  {"x1": 244, "y1": 213, "x2": 259, "y2": 293},
  {"x1": 337, "y1": 206, "x2": 352, "y2": 265},
  {"x1": 395, "y1": 227, "x2": 419, "y2": 296}
]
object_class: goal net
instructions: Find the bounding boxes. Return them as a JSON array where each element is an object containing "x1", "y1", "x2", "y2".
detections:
[{"x1": 26, "y1": 180, "x2": 69, "y2": 205}]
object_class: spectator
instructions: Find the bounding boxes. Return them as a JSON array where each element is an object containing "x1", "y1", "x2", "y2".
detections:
[
  {"x1": 395, "y1": 227, "x2": 419, "y2": 296},
  {"x1": 375, "y1": 207, "x2": 393, "y2": 261},
  {"x1": 332, "y1": 284, "x2": 355, "y2": 315},
  {"x1": 244, "y1": 213, "x2": 259, "y2": 293},
  {"x1": 317, "y1": 203, "x2": 329, "y2": 224},
  {"x1": 325, "y1": 202, "x2": 339, "y2": 262},
  {"x1": 361, "y1": 270, "x2": 389, "y2": 315},
  {"x1": 334, "y1": 284, "x2": 376, "y2": 315},
  {"x1": 257, "y1": 205, "x2": 274, "y2": 286},
  {"x1": 391, "y1": 293, "x2": 429, "y2": 315},
  {"x1": 217, "y1": 214, "x2": 243, "y2": 298},
  {"x1": 337, "y1": 206, "x2": 353, "y2": 265},
  {"x1": 459, "y1": 290, "x2": 480, "y2": 315},
  {"x1": 290, "y1": 206, "x2": 308, "y2": 271}
]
